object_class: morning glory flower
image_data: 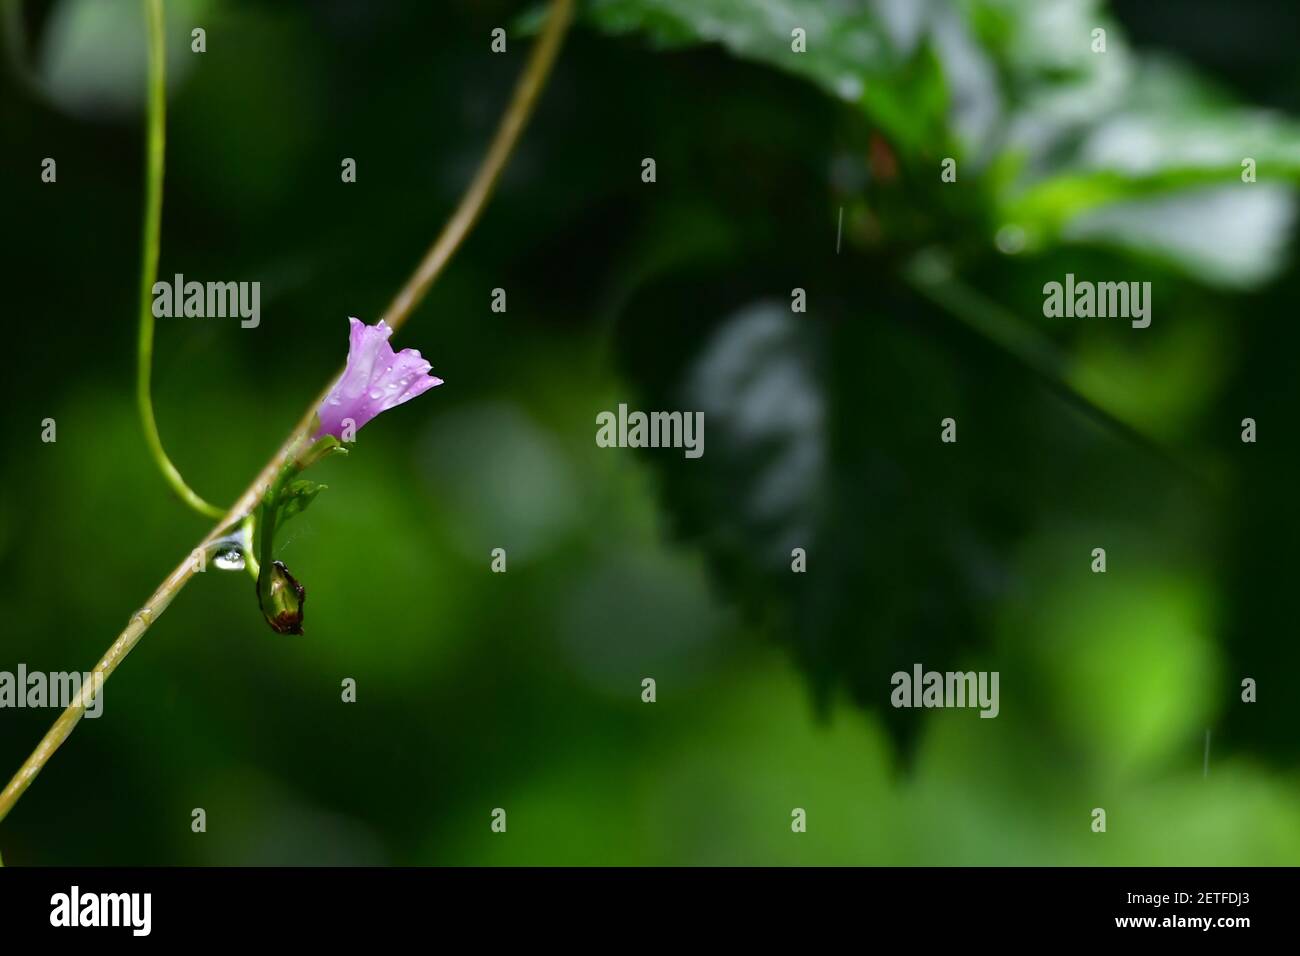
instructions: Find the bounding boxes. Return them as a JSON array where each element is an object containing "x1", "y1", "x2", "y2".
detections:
[{"x1": 315, "y1": 317, "x2": 443, "y2": 440}]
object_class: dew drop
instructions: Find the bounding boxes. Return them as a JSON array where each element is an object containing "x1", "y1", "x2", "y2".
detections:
[
  {"x1": 131, "y1": 607, "x2": 154, "y2": 626},
  {"x1": 368, "y1": 388, "x2": 383, "y2": 400},
  {"x1": 213, "y1": 547, "x2": 246, "y2": 572},
  {"x1": 210, "y1": 530, "x2": 252, "y2": 574}
]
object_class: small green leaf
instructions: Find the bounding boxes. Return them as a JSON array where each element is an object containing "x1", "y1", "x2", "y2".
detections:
[
  {"x1": 294, "y1": 434, "x2": 348, "y2": 471},
  {"x1": 276, "y1": 481, "x2": 326, "y2": 524}
]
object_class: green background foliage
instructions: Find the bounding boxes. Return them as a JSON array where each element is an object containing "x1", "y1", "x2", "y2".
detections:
[{"x1": 1, "y1": 0, "x2": 1298, "y2": 864}]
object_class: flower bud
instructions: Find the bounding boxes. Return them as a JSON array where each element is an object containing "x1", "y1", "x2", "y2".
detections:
[{"x1": 257, "y1": 560, "x2": 306, "y2": 635}]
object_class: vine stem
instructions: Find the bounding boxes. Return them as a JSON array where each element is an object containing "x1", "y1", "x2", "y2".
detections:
[
  {"x1": 136, "y1": 0, "x2": 225, "y2": 519},
  {"x1": 0, "y1": 0, "x2": 575, "y2": 829}
]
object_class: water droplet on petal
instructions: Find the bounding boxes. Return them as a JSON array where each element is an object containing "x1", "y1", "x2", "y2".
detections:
[{"x1": 368, "y1": 388, "x2": 382, "y2": 400}]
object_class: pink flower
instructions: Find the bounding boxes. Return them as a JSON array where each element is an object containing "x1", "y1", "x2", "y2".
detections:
[{"x1": 315, "y1": 318, "x2": 443, "y2": 440}]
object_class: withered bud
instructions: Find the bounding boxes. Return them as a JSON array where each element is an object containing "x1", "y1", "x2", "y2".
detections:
[{"x1": 257, "y1": 560, "x2": 306, "y2": 635}]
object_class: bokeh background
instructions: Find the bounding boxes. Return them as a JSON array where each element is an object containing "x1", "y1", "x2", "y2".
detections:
[{"x1": 2, "y1": 0, "x2": 1299, "y2": 865}]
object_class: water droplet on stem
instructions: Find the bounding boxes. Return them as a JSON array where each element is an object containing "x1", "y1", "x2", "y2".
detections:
[{"x1": 213, "y1": 547, "x2": 245, "y2": 571}]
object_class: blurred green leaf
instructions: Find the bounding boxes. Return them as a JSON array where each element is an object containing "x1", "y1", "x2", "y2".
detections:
[
  {"x1": 36, "y1": 0, "x2": 207, "y2": 117},
  {"x1": 997, "y1": 59, "x2": 1300, "y2": 283},
  {"x1": 581, "y1": 0, "x2": 952, "y2": 154}
]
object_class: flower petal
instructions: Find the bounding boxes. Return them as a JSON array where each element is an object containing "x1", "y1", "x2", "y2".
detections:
[{"x1": 316, "y1": 318, "x2": 442, "y2": 439}]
